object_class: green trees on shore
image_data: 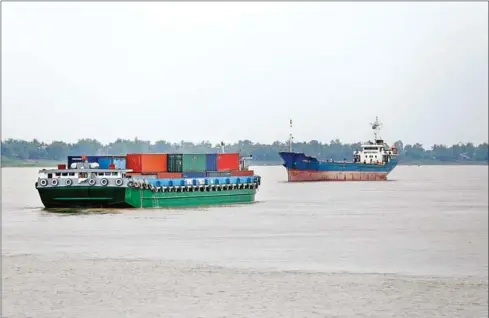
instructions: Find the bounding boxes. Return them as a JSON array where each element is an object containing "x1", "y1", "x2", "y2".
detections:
[{"x1": 1, "y1": 138, "x2": 488, "y2": 164}]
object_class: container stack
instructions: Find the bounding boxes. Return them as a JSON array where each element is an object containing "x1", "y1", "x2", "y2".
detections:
[
  {"x1": 125, "y1": 153, "x2": 169, "y2": 178},
  {"x1": 67, "y1": 152, "x2": 253, "y2": 178}
]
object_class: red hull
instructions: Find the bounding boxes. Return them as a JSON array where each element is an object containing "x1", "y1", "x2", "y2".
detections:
[{"x1": 287, "y1": 170, "x2": 388, "y2": 182}]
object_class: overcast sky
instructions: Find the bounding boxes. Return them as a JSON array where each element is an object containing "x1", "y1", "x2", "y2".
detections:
[{"x1": 2, "y1": 2, "x2": 488, "y2": 146}]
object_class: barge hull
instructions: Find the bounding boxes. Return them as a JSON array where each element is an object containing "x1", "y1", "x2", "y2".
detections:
[
  {"x1": 37, "y1": 187, "x2": 256, "y2": 209},
  {"x1": 125, "y1": 188, "x2": 256, "y2": 208}
]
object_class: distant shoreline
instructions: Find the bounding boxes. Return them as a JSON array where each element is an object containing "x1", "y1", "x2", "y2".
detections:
[{"x1": 2, "y1": 158, "x2": 487, "y2": 168}]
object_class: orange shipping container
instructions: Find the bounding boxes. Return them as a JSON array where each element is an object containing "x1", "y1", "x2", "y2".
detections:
[
  {"x1": 126, "y1": 153, "x2": 168, "y2": 173},
  {"x1": 157, "y1": 172, "x2": 183, "y2": 179},
  {"x1": 230, "y1": 170, "x2": 254, "y2": 176},
  {"x1": 126, "y1": 172, "x2": 141, "y2": 176},
  {"x1": 217, "y1": 153, "x2": 240, "y2": 171}
]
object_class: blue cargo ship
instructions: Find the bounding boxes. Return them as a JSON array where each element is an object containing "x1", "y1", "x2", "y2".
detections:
[{"x1": 279, "y1": 117, "x2": 399, "y2": 181}]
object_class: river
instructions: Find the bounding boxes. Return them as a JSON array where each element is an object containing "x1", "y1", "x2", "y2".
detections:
[{"x1": 2, "y1": 165, "x2": 488, "y2": 317}]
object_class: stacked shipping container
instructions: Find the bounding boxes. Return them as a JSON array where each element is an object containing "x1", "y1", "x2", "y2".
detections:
[
  {"x1": 217, "y1": 153, "x2": 240, "y2": 171},
  {"x1": 205, "y1": 154, "x2": 218, "y2": 171},
  {"x1": 182, "y1": 154, "x2": 206, "y2": 172},
  {"x1": 126, "y1": 153, "x2": 168, "y2": 173},
  {"x1": 67, "y1": 152, "x2": 248, "y2": 179},
  {"x1": 167, "y1": 154, "x2": 183, "y2": 173}
]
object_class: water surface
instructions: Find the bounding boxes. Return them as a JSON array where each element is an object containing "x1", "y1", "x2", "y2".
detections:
[{"x1": 2, "y1": 165, "x2": 488, "y2": 317}]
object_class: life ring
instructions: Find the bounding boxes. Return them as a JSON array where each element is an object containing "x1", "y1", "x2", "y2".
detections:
[
  {"x1": 115, "y1": 178, "x2": 123, "y2": 186},
  {"x1": 88, "y1": 178, "x2": 96, "y2": 186},
  {"x1": 40, "y1": 179, "x2": 48, "y2": 187},
  {"x1": 127, "y1": 181, "x2": 134, "y2": 188},
  {"x1": 101, "y1": 178, "x2": 109, "y2": 186},
  {"x1": 51, "y1": 179, "x2": 58, "y2": 186},
  {"x1": 65, "y1": 179, "x2": 73, "y2": 186}
]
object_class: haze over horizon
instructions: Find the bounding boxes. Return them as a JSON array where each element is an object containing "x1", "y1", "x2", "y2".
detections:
[{"x1": 2, "y1": 2, "x2": 488, "y2": 147}]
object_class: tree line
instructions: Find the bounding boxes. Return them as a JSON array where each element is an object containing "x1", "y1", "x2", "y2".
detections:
[{"x1": 1, "y1": 138, "x2": 488, "y2": 164}]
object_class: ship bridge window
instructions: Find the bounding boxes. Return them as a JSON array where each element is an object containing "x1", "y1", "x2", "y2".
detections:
[
  {"x1": 98, "y1": 172, "x2": 104, "y2": 176},
  {"x1": 105, "y1": 172, "x2": 111, "y2": 176},
  {"x1": 47, "y1": 173, "x2": 52, "y2": 178},
  {"x1": 69, "y1": 172, "x2": 75, "y2": 176},
  {"x1": 62, "y1": 173, "x2": 68, "y2": 176},
  {"x1": 111, "y1": 172, "x2": 118, "y2": 176},
  {"x1": 55, "y1": 173, "x2": 61, "y2": 177}
]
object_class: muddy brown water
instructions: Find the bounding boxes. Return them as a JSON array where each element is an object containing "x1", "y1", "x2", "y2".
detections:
[{"x1": 2, "y1": 165, "x2": 488, "y2": 317}]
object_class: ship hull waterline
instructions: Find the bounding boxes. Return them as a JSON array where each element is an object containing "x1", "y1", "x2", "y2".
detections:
[
  {"x1": 286, "y1": 169, "x2": 392, "y2": 182},
  {"x1": 37, "y1": 186, "x2": 257, "y2": 209}
]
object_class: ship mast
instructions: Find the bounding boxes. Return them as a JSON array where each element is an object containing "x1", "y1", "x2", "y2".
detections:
[
  {"x1": 289, "y1": 118, "x2": 294, "y2": 152},
  {"x1": 370, "y1": 116, "x2": 383, "y2": 141}
]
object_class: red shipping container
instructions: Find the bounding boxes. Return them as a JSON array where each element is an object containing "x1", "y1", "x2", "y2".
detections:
[
  {"x1": 217, "y1": 153, "x2": 240, "y2": 171},
  {"x1": 126, "y1": 154, "x2": 168, "y2": 173},
  {"x1": 157, "y1": 172, "x2": 183, "y2": 179},
  {"x1": 230, "y1": 170, "x2": 254, "y2": 176},
  {"x1": 57, "y1": 164, "x2": 66, "y2": 170}
]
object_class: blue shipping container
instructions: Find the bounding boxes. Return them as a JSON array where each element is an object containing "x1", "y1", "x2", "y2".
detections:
[
  {"x1": 182, "y1": 171, "x2": 207, "y2": 178},
  {"x1": 113, "y1": 158, "x2": 127, "y2": 169},
  {"x1": 205, "y1": 153, "x2": 218, "y2": 171},
  {"x1": 97, "y1": 157, "x2": 113, "y2": 169}
]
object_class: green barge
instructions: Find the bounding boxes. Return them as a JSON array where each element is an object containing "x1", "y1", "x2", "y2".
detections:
[{"x1": 35, "y1": 163, "x2": 261, "y2": 209}]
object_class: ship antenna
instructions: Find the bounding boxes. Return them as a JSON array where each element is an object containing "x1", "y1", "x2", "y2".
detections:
[
  {"x1": 220, "y1": 141, "x2": 225, "y2": 153},
  {"x1": 370, "y1": 116, "x2": 383, "y2": 141},
  {"x1": 289, "y1": 118, "x2": 294, "y2": 152}
]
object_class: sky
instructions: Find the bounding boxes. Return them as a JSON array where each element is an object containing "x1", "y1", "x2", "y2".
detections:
[{"x1": 2, "y1": 2, "x2": 488, "y2": 147}]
